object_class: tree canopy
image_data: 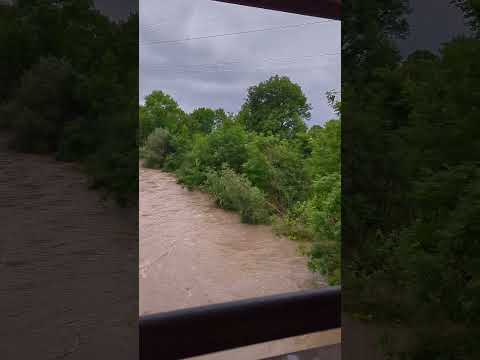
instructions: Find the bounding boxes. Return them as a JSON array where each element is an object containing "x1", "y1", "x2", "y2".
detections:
[
  {"x1": 0, "y1": 0, "x2": 138, "y2": 205},
  {"x1": 342, "y1": 0, "x2": 480, "y2": 358},
  {"x1": 238, "y1": 75, "x2": 311, "y2": 139}
]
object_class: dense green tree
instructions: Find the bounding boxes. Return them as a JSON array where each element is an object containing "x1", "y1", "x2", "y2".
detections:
[
  {"x1": 1, "y1": 1, "x2": 138, "y2": 205},
  {"x1": 196, "y1": 121, "x2": 249, "y2": 173},
  {"x1": 341, "y1": 0, "x2": 480, "y2": 357},
  {"x1": 140, "y1": 91, "x2": 185, "y2": 142},
  {"x1": 308, "y1": 172, "x2": 341, "y2": 285},
  {"x1": 272, "y1": 119, "x2": 341, "y2": 284},
  {"x1": 243, "y1": 134, "x2": 308, "y2": 210},
  {"x1": 238, "y1": 75, "x2": 311, "y2": 139},
  {"x1": 307, "y1": 119, "x2": 340, "y2": 177},
  {"x1": 204, "y1": 166, "x2": 271, "y2": 224},
  {"x1": 8, "y1": 57, "x2": 76, "y2": 152},
  {"x1": 187, "y1": 108, "x2": 228, "y2": 134},
  {"x1": 451, "y1": 0, "x2": 480, "y2": 35},
  {"x1": 167, "y1": 118, "x2": 249, "y2": 188},
  {"x1": 188, "y1": 108, "x2": 216, "y2": 134},
  {"x1": 142, "y1": 127, "x2": 171, "y2": 169}
]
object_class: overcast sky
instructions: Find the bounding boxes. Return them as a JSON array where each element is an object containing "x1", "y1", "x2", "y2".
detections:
[
  {"x1": 139, "y1": 0, "x2": 341, "y2": 125},
  {"x1": 397, "y1": 0, "x2": 470, "y2": 56}
]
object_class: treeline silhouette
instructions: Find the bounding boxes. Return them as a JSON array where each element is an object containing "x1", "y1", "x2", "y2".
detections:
[
  {"x1": 343, "y1": 0, "x2": 480, "y2": 357},
  {"x1": 0, "y1": 0, "x2": 138, "y2": 205}
]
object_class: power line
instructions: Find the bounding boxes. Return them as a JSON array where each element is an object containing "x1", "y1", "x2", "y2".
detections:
[
  {"x1": 141, "y1": 53, "x2": 341, "y2": 77},
  {"x1": 140, "y1": 19, "x2": 335, "y2": 46},
  {"x1": 141, "y1": 15, "x2": 222, "y2": 32},
  {"x1": 143, "y1": 62, "x2": 339, "y2": 76},
  {"x1": 141, "y1": 19, "x2": 334, "y2": 45},
  {"x1": 146, "y1": 52, "x2": 340, "y2": 71}
]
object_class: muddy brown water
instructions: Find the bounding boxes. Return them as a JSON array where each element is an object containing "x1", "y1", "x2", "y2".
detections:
[
  {"x1": 139, "y1": 167, "x2": 340, "y2": 359},
  {"x1": 0, "y1": 135, "x2": 137, "y2": 359},
  {"x1": 0, "y1": 131, "x2": 339, "y2": 359}
]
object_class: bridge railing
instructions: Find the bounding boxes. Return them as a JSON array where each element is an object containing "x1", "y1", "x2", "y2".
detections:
[
  {"x1": 139, "y1": 286, "x2": 341, "y2": 360},
  {"x1": 211, "y1": 0, "x2": 341, "y2": 20}
]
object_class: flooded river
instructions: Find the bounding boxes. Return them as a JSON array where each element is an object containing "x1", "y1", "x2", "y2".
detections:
[
  {"x1": 0, "y1": 134, "x2": 137, "y2": 359},
  {"x1": 139, "y1": 167, "x2": 340, "y2": 359}
]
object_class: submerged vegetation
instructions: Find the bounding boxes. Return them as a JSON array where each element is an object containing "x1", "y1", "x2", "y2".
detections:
[{"x1": 140, "y1": 76, "x2": 341, "y2": 285}]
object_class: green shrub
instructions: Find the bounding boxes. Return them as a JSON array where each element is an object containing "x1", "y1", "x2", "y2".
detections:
[
  {"x1": 201, "y1": 122, "x2": 249, "y2": 173},
  {"x1": 272, "y1": 202, "x2": 315, "y2": 242},
  {"x1": 0, "y1": 3, "x2": 139, "y2": 207},
  {"x1": 56, "y1": 117, "x2": 95, "y2": 161},
  {"x1": 84, "y1": 110, "x2": 138, "y2": 207},
  {"x1": 274, "y1": 172, "x2": 341, "y2": 284},
  {"x1": 8, "y1": 57, "x2": 75, "y2": 153},
  {"x1": 307, "y1": 173, "x2": 341, "y2": 285},
  {"x1": 0, "y1": 101, "x2": 17, "y2": 129},
  {"x1": 309, "y1": 238, "x2": 341, "y2": 285},
  {"x1": 204, "y1": 167, "x2": 271, "y2": 224},
  {"x1": 243, "y1": 134, "x2": 308, "y2": 210},
  {"x1": 161, "y1": 131, "x2": 191, "y2": 172},
  {"x1": 176, "y1": 164, "x2": 207, "y2": 190},
  {"x1": 142, "y1": 127, "x2": 170, "y2": 169},
  {"x1": 174, "y1": 134, "x2": 209, "y2": 188},
  {"x1": 10, "y1": 106, "x2": 56, "y2": 153}
]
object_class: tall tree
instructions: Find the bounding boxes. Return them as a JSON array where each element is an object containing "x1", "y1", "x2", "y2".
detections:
[
  {"x1": 140, "y1": 90, "x2": 185, "y2": 142},
  {"x1": 238, "y1": 75, "x2": 311, "y2": 139}
]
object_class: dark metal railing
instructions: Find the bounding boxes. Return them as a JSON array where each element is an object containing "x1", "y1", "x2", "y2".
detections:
[
  {"x1": 139, "y1": 286, "x2": 341, "y2": 360},
  {"x1": 212, "y1": 0, "x2": 342, "y2": 20}
]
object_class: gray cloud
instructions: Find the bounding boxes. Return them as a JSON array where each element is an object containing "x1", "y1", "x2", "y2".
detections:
[
  {"x1": 140, "y1": 0, "x2": 341, "y2": 125},
  {"x1": 94, "y1": 0, "x2": 137, "y2": 20},
  {"x1": 397, "y1": 0, "x2": 471, "y2": 56}
]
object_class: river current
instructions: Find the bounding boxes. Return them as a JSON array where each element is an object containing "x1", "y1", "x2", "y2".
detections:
[{"x1": 139, "y1": 167, "x2": 339, "y2": 359}]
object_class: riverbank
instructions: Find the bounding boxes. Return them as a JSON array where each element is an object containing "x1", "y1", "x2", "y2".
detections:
[
  {"x1": 140, "y1": 166, "x2": 336, "y2": 359},
  {"x1": 139, "y1": 166, "x2": 326, "y2": 314}
]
